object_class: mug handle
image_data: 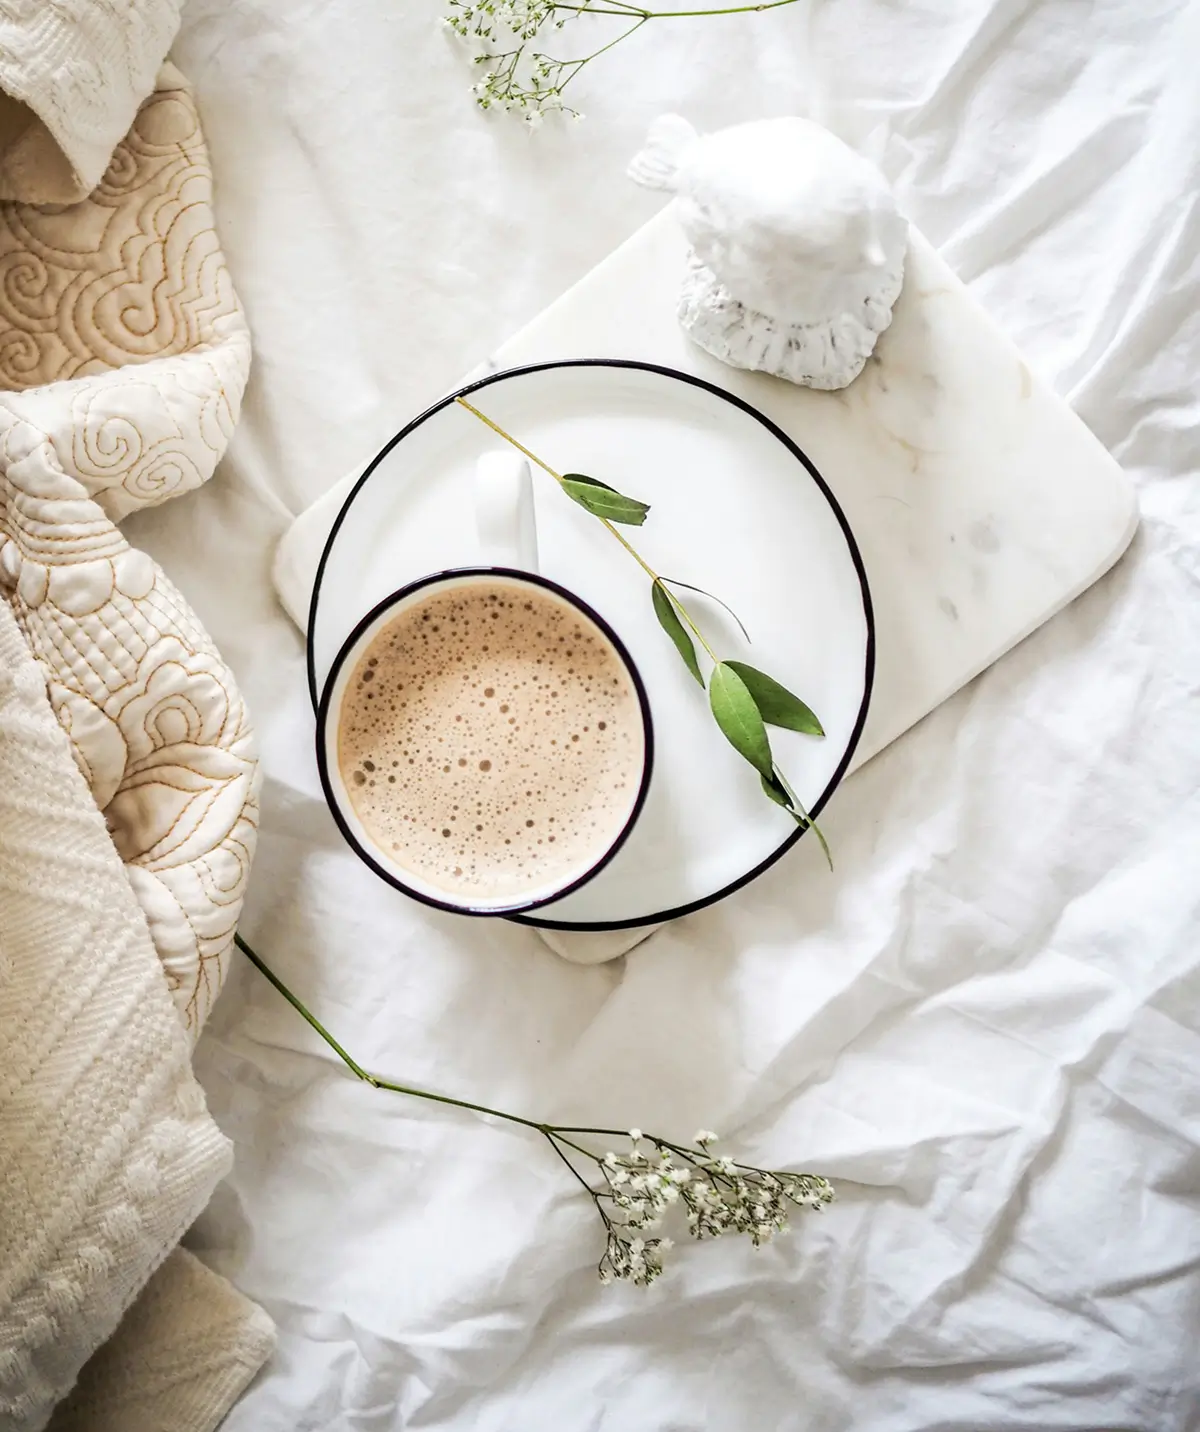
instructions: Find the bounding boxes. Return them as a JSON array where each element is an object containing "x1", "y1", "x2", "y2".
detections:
[{"x1": 476, "y1": 451, "x2": 539, "y2": 571}]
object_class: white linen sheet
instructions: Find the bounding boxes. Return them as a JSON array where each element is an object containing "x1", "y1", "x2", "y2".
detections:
[{"x1": 127, "y1": 1, "x2": 1200, "y2": 1426}]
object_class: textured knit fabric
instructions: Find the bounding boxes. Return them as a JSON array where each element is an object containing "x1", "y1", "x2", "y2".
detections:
[
  {"x1": 47, "y1": 1250, "x2": 276, "y2": 1432},
  {"x1": 0, "y1": 600, "x2": 234, "y2": 1430},
  {"x1": 0, "y1": 0, "x2": 183, "y2": 203}
]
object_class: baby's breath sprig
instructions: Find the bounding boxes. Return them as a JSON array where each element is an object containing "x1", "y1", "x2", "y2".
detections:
[
  {"x1": 455, "y1": 396, "x2": 832, "y2": 862},
  {"x1": 443, "y1": 0, "x2": 802, "y2": 123},
  {"x1": 237, "y1": 935, "x2": 833, "y2": 1287},
  {"x1": 588, "y1": 1128, "x2": 834, "y2": 1284}
]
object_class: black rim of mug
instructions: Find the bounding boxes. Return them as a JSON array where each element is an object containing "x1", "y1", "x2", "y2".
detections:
[{"x1": 315, "y1": 566, "x2": 656, "y2": 918}]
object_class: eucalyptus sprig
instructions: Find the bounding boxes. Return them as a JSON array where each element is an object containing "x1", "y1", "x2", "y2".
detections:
[
  {"x1": 443, "y1": 0, "x2": 801, "y2": 123},
  {"x1": 237, "y1": 934, "x2": 834, "y2": 1287},
  {"x1": 456, "y1": 395, "x2": 831, "y2": 863}
]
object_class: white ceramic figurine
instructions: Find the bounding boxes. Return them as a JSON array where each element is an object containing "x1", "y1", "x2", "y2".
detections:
[{"x1": 629, "y1": 114, "x2": 907, "y2": 390}]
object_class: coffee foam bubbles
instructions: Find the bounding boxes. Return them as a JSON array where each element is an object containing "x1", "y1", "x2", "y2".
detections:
[{"x1": 336, "y1": 579, "x2": 644, "y2": 903}]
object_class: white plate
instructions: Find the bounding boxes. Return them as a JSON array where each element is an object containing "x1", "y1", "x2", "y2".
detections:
[{"x1": 309, "y1": 360, "x2": 873, "y2": 929}]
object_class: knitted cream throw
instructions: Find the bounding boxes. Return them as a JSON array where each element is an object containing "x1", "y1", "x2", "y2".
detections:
[
  {"x1": 0, "y1": 602, "x2": 273, "y2": 1432},
  {"x1": 0, "y1": 0, "x2": 182, "y2": 204}
]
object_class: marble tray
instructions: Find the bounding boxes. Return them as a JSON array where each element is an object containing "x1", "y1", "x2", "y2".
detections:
[{"x1": 278, "y1": 206, "x2": 1137, "y2": 786}]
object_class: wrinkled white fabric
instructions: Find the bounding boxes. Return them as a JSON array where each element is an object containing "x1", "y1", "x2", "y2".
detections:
[{"x1": 128, "y1": 0, "x2": 1200, "y2": 1427}]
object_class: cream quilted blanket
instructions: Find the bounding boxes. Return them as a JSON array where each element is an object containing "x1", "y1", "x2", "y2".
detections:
[
  {"x1": 0, "y1": 64, "x2": 256, "y2": 1037},
  {"x1": 0, "y1": 34, "x2": 272, "y2": 1432}
]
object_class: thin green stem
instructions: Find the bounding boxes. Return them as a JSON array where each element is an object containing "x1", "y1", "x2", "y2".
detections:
[
  {"x1": 548, "y1": 2, "x2": 642, "y2": 11},
  {"x1": 545, "y1": 1133, "x2": 614, "y2": 1227},
  {"x1": 547, "y1": 1125, "x2": 647, "y2": 1139},
  {"x1": 655, "y1": 575, "x2": 719, "y2": 663},
  {"x1": 236, "y1": 932, "x2": 377, "y2": 1084},
  {"x1": 557, "y1": 16, "x2": 647, "y2": 89},
  {"x1": 550, "y1": 0, "x2": 799, "y2": 15},
  {"x1": 661, "y1": 577, "x2": 751, "y2": 644},
  {"x1": 454, "y1": 395, "x2": 718, "y2": 660},
  {"x1": 235, "y1": 933, "x2": 550, "y2": 1133},
  {"x1": 367, "y1": 1076, "x2": 548, "y2": 1130},
  {"x1": 548, "y1": 1132, "x2": 606, "y2": 1161},
  {"x1": 455, "y1": 395, "x2": 565, "y2": 484},
  {"x1": 236, "y1": 936, "x2": 656, "y2": 1149}
]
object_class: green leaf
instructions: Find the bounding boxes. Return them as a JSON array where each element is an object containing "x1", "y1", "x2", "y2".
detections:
[
  {"x1": 709, "y1": 662, "x2": 774, "y2": 779},
  {"x1": 652, "y1": 579, "x2": 704, "y2": 686},
  {"x1": 761, "y1": 771, "x2": 790, "y2": 807},
  {"x1": 809, "y1": 818, "x2": 833, "y2": 869},
  {"x1": 661, "y1": 577, "x2": 751, "y2": 643},
  {"x1": 561, "y1": 473, "x2": 650, "y2": 526},
  {"x1": 762, "y1": 769, "x2": 834, "y2": 870},
  {"x1": 561, "y1": 473, "x2": 618, "y2": 491},
  {"x1": 724, "y1": 661, "x2": 824, "y2": 737}
]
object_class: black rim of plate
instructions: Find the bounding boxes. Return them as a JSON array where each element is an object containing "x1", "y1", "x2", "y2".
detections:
[{"x1": 306, "y1": 358, "x2": 876, "y2": 932}]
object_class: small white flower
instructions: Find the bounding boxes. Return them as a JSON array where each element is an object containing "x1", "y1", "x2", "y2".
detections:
[
  {"x1": 524, "y1": 109, "x2": 544, "y2": 131},
  {"x1": 694, "y1": 1130, "x2": 718, "y2": 1146},
  {"x1": 628, "y1": 1128, "x2": 642, "y2": 1143}
]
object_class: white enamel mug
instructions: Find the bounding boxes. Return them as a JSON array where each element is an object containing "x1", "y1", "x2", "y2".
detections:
[{"x1": 314, "y1": 453, "x2": 655, "y2": 917}]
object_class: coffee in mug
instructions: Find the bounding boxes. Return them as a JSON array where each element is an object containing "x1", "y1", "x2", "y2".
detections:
[{"x1": 319, "y1": 570, "x2": 652, "y2": 915}]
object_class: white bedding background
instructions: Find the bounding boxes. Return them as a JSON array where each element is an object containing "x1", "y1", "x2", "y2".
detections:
[{"x1": 125, "y1": 1, "x2": 1200, "y2": 1427}]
